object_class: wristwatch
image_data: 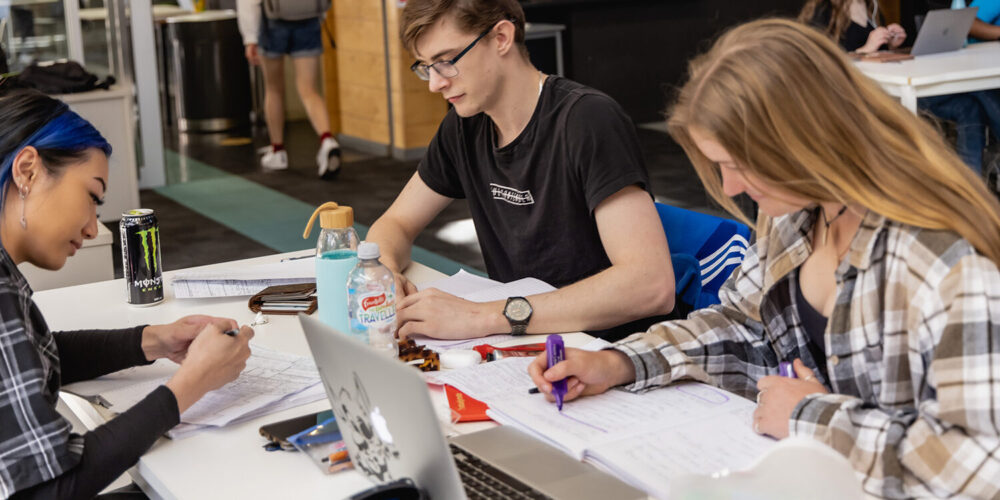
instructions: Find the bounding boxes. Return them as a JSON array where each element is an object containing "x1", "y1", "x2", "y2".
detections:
[{"x1": 503, "y1": 296, "x2": 533, "y2": 336}]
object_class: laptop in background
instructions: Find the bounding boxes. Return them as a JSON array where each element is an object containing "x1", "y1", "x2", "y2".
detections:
[
  {"x1": 298, "y1": 314, "x2": 646, "y2": 500},
  {"x1": 910, "y1": 7, "x2": 979, "y2": 56}
]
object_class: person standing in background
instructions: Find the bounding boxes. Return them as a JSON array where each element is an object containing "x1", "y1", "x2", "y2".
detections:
[{"x1": 237, "y1": 0, "x2": 341, "y2": 178}]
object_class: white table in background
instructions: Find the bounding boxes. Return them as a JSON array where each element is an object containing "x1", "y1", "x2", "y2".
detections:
[
  {"x1": 37, "y1": 251, "x2": 590, "y2": 499},
  {"x1": 855, "y1": 41, "x2": 1000, "y2": 112}
]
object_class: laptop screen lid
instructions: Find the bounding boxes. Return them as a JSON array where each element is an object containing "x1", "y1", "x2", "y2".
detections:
[
  {"x1": 911, "y1": 7, "x2": 979, "y2": 56},
  {"x1": 298, "y1": 314, "x2": 465, "y2": 499}
]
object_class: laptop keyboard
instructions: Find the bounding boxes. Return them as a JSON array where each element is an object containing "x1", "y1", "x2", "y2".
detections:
[{"x1": 450, "y1": 444, "x2": 552, "y2": 500}]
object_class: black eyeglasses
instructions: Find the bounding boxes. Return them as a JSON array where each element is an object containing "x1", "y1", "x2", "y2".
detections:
[{"x1": 410, "y1": 28, "x2": 491, "y2": 81}]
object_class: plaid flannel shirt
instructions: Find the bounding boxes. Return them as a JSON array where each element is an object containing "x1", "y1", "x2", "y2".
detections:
[
  {"x1": 0, "y1": 249, "x2": 81, "y2": 498},
  {"x1": 615, "y1": 209, "x2": 1000, "y2": 499}
]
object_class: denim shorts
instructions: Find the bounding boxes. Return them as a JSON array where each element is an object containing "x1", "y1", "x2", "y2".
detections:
[{"x1": 258, "y1": 17, "x2": 322, "y2": 58}]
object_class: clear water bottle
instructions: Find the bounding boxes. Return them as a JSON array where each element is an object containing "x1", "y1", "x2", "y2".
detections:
[
  {"x1": 303, "y1": 202, "x2": 358, "y2": 334},
  {"x1": 347, "y1": 241, "x2": 397, "y2": 356}
]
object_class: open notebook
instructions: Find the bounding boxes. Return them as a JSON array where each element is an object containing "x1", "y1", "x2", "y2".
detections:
[{"x1": 433, "y1": 357, "x2": 775, "y2": 499}]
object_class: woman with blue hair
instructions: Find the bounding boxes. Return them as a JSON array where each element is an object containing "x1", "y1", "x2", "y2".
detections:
[{"x1": 0, "y1": 88, "x2": 255, "y2": 499}]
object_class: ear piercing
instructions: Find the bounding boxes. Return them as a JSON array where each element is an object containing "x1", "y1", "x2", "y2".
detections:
[{"x1": 18, "y1": 186, "x2": 28, "y2": 229}]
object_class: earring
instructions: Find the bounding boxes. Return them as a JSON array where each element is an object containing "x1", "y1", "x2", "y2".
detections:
[{"x1": 19, "y1": 186, "x2": 28, "y2": 229}]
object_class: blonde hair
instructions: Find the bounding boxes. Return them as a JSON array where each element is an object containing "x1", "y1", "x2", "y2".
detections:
[{"x1": 667, "y1": 18, "x2": 1000, "y2": 265}]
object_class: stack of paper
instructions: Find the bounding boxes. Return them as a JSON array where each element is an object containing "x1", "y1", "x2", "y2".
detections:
[
  {"x1": 433, "y1": 357, "x2": 775, "y2": 499},
  {"x1": 414, "y1": 270, "x2": 557, "y2": 351},
  {"x1": 171, "y1": 257, "x2": 315, "y2": 299},
  {"x1": 62, "y1": 344, "x2": 326, "y2": 439}
]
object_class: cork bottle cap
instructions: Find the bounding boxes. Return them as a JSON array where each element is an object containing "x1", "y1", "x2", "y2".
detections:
[
  {"x1": 320, "y1": 206, "x2": 353, "y2": 229},
  {"x1": 302, "y1": 202, "x2": 354, "y2": 239}
]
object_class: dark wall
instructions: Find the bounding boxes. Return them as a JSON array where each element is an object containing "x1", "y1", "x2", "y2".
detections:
[{"x1": 521, "y1": 0, "x2": 805, "y2": 124}]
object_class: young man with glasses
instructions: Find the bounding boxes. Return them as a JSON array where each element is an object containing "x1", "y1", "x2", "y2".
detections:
[{"x1": 365, "y1": 0, "x2": 676, "y2": 342}]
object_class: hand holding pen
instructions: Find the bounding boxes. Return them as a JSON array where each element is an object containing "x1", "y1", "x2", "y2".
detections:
[
  {"x1": 527, "y1": 342, "x2": 637, "y2": 405},
  {"x1": 752, "y1": 359, "x2": 828, "y2": 439}
]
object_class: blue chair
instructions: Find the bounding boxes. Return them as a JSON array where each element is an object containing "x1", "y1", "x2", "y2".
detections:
[{"x1": 656, "y1": 202, "x2": 751, "y2": 311}]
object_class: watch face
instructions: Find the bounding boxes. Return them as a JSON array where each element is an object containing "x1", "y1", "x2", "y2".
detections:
[{"x1": 505, "y1": 298, "x2": 531, "y2": 321}]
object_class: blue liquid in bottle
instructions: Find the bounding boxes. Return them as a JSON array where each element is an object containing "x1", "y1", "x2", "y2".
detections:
[{"x1": 317, "y1": 249, "x2": 358, "y2": 333}]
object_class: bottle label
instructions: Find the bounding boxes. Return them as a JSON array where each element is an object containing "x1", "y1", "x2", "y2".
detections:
[{"x1": 357, "y1": 291, "x2": 396, "y2": 327}]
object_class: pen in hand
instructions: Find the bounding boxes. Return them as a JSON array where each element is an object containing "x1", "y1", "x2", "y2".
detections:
[
  {"x1": 222, "y1": 328, "x2": 239, "y2": 337},
  {"x1": 779, "y1": 361, "x2": 797, "y2": 378},
  {"x1": 546, "y1": 335, "x2": 568, "y2": 411}
]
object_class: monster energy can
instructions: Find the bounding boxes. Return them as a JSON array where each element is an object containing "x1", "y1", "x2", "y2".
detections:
[{"x1": 120, "y1": 209, "x2": 164, "y2": 306}]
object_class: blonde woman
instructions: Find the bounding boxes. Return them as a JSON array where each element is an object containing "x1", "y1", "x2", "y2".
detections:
[{"x1": 529, "y1": 18, "x2": 1000, "y2": 498}]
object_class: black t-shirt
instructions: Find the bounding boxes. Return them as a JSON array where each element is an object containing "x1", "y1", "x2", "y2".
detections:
[{"x1": 418, "y1": 76, "x2": 651, "y2": 290}]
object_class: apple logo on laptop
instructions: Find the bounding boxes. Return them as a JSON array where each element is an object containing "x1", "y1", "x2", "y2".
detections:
[
  {"x1": 370, "y1": 406, "x2": 395, "y2": 445},
  {"x1": 943, "y1": 28, "x2": 950, "y2": 36}
]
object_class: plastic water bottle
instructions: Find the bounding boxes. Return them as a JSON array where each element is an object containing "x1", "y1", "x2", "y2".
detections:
[
  {"x1": 951, "y1": 0, "x2": 966, "y2": 9},
  {"x1": 347, "y1": 241, "x2": 397, "y2": 356},
  {"x1": 303, "y1": 202, "x2": 358, "y2": 333}
]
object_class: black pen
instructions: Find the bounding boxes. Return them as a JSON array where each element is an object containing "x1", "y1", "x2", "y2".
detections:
[
  {"x1": 280, "y1": 254, "x2": 314, "y2": 262},
  {"x1": 528, "y1": 387, "x2": 540, "y2": 394},
  {"x1": 222, "y1": 328, "x2": 238, "y2": 337}
]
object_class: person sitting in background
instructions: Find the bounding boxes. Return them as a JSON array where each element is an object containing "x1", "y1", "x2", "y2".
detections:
[
  {"x1": 800, "y1": 0, "x2": 999, "y2": 174},
  {"x1": 365, "y1": 0, "x2": 676, "y2": 342},
  {"x1": 970, "y1": 0, "x2": 1000, "y2": 40},
  {"x1": 0, "y1": 87, "x2": 254, "y2": 499},
  {"x1": 237, "y1": 0, "x2": 341, "y2": 177},
  {"x1": 530, "y1": 19, "x2": 1000, "y2": 498}
]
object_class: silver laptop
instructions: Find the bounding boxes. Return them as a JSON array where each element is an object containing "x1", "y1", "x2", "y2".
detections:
[
  {"x1": 298, "y1": 314, "x2": 645, "y2": 500},
  {"x1": 910, "y1": 7, "x2": 979, "y2": 56}
]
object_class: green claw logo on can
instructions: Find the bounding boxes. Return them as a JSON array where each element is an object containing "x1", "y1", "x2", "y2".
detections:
[
  {"x1": 136, "y1": 227, "x2": 159, "y2": 273},
  {"x1": 120, "y1": 209, "x2": 164, "y2": 306}
]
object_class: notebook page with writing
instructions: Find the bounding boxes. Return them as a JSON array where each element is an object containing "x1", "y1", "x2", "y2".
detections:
[
  {"x1": 584, "y1": 408, "x2": 773, "y2": 499},
  {"x1": 433, "y1": 356, "x2": 776, "y2": 498}
]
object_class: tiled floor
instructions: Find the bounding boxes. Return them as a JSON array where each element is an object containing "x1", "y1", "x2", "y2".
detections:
[{"x1": 112, "y1": 120, "x2": 737, "y2": 278}]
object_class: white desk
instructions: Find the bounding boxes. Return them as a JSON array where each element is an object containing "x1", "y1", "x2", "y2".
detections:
[
  {"x1": 36, "y1": 251, "x2": 590, "y2": 499},
  {"x1": 855, "y1": 42, "x2": 1000, "y2": 112}
]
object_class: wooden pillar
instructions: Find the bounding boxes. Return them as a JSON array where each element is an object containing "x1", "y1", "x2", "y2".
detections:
[
  {"x1": 385, "y1": 0, "x2": 449, "y2": 158},
  {"x1": 328, "y1": 0, "x2": 447, "y2": 156},
  {"x1": 322, "y1": 10, "x2": 341, "y2": 134}
]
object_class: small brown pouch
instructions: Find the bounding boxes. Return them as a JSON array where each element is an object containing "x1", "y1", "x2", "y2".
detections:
[{"x1": 248, "y1": 283, "x2": 318, "y2": 315}]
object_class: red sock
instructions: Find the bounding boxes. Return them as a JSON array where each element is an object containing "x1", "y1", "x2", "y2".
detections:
[
  {"x1": 319, "y1": 132, "x2": 332, "y2": 142},
  {"x1": 271, "y1": 143, "x2": 284, "y2": 152}
]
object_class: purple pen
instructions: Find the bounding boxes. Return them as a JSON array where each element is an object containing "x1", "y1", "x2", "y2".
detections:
[
  {"x1": 779, "y1": 361, "x2": 797, "y2": 378},
  {"x1": 546, "y1": 334, "x2": 567, "y2": 411}
]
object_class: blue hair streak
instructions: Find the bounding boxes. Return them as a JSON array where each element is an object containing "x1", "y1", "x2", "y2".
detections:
[{"x1": 0, "y1": 105, "x2": 112, "y2": 200}]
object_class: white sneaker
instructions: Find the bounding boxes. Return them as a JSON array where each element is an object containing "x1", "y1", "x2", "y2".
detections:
[
  {"x1": 261, "y1": 148, "x2": 288, "y2": 170},
  {"x1": 317, "y1": 137, "x2": 341, "y2": 178}
]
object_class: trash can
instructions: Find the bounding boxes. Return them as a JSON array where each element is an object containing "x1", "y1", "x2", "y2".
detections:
[{"x1": 164, "y1": 10, "x2": 250, "y2": 132}]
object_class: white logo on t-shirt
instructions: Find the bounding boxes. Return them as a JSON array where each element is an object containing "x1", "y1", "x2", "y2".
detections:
[{"x1": 489, "y1": 183, "x2": 535, "y2": 206}]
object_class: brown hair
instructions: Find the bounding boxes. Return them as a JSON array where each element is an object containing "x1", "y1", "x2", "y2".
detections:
[
  {"x1": 667, "y1": 18, "x2": 1000, "y2": 265},
  {"x1": 400, "y1": 0, "x2": 528, "y2": 59},
  {"x1": 798, "y1": 0, "x2": 879, "y2": 41}
]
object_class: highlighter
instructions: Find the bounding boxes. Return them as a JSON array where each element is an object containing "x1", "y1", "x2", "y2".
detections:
[{"x1": 546, "y1": 334, "x2": 568, "y2": 411}]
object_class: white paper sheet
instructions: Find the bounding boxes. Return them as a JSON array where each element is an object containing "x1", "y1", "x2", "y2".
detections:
[
  {"x1": 171, "y1": 259, "x2": 316, "y2": 298},
  {"x1": 431, "y1": 356, "x2": 775, "y2": 497},
  {"x1": 409, "y1": 272, "x2": 557, "y2": 350},
  {"x1": 65, "y1": 344, "x2": 323, "y2": 428}
]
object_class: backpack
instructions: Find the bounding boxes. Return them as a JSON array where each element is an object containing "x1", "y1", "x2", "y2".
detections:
[
  {"x1": 15, "y1": 60, "x2": 115, "y2": 94},
  {"x1": 262, "y1": 0, "x2": 331, "y2": 21}
]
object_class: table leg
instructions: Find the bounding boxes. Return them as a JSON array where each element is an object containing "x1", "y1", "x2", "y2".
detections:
[{"x1": 900, "y1": 86, "x2": 918, "y2": 113}]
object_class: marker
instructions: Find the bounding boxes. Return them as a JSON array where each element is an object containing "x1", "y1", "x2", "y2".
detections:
[
  {"x1": 779, "y1": 361, "x2": 797, "y2": 379},
  {"x1": 222, "y1": 328, "x2": 238, "y2": 337},
  {"x1": 528, "y1": 387, "x2": 540, "y2": 394},
  {"x1": 546, "y1": 335, "x2": 568, "y2": 411}
]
